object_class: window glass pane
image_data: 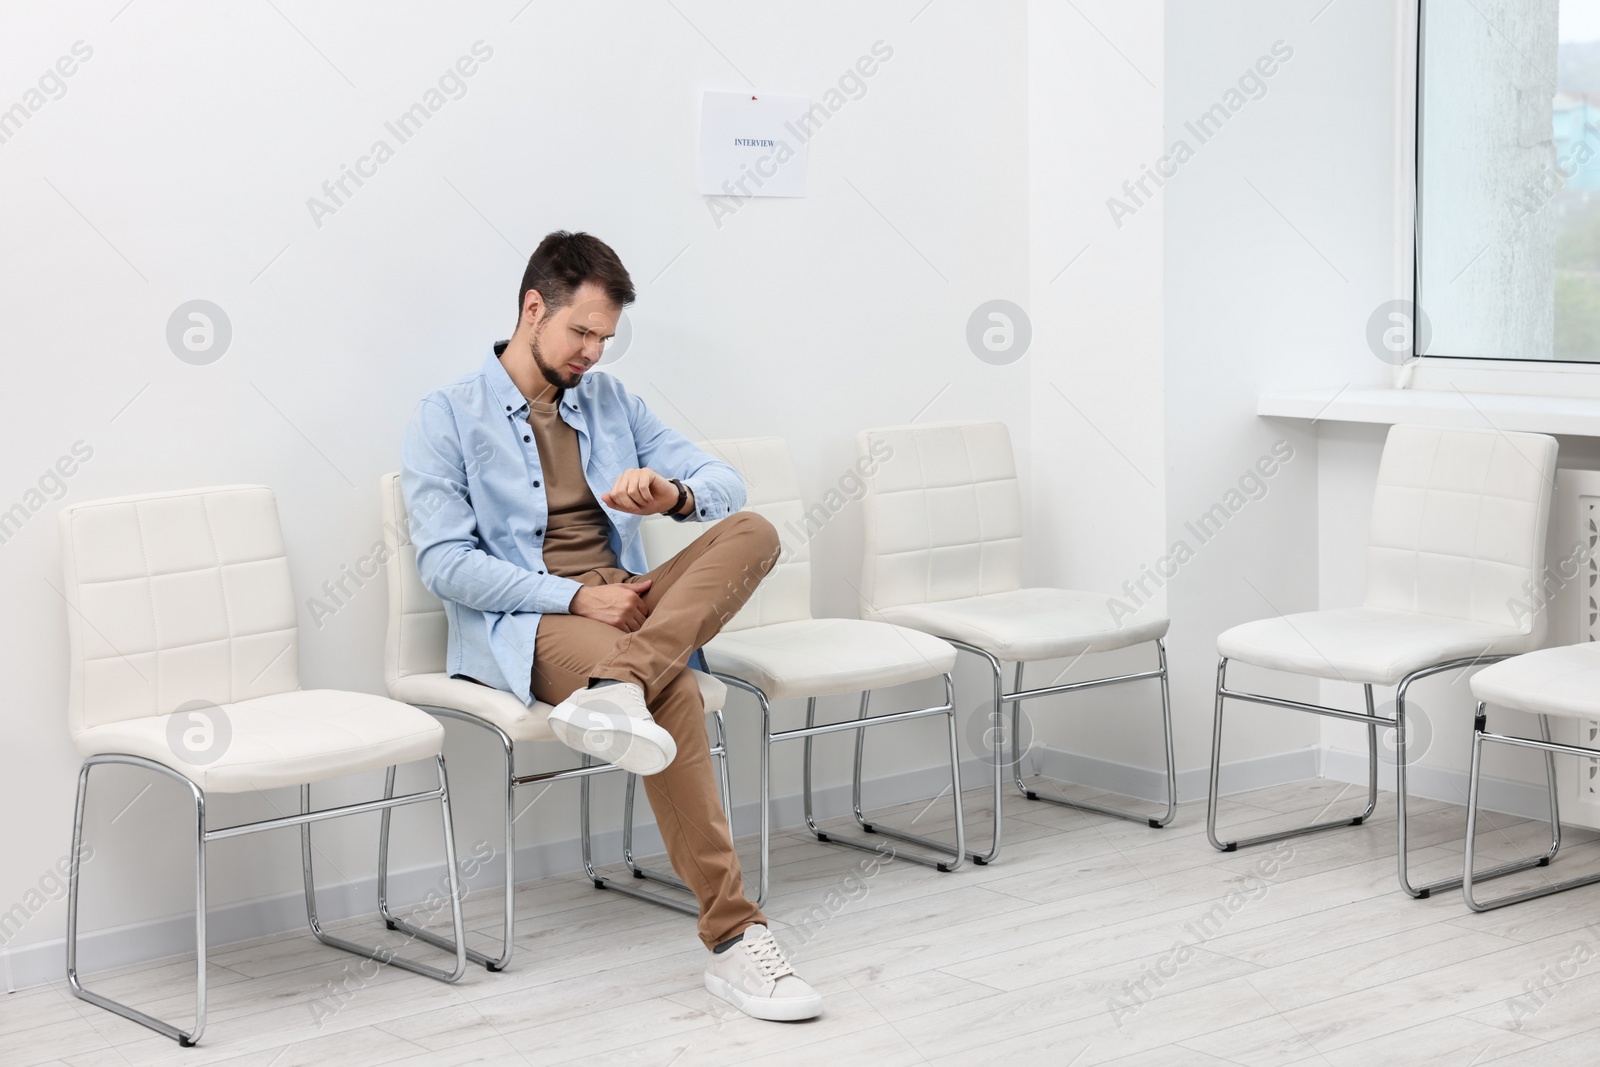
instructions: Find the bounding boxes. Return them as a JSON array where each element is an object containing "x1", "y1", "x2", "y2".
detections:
[{"x1": 1417, "y1": 0, "x2": 1600, "y2": 361}]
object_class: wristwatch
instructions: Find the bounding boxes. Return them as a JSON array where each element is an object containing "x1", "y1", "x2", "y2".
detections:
[{"x1": 667, "y1": 477, "x2": 689, "y2": 516}]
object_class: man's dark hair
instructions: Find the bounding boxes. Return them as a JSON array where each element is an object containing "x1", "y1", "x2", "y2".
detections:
[{"x1": 518, "y1": 231, "x2": 635, "y2": 319}]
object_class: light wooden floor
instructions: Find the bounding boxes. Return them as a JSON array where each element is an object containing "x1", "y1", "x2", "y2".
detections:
[{"x1": 12, "y1": 777, "x2": 1600, "y2": 1066}]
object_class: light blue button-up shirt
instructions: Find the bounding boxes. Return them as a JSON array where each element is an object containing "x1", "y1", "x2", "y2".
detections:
[{"x1": 400, "y1": 346, "x2": 744, "y2": 704}]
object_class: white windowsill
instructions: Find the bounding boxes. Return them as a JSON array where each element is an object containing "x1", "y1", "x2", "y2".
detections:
[{"x1": 1257, "y1": 385, "x2": 1600, "y2": 437}]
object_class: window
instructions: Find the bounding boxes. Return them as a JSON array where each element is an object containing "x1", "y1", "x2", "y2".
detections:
[{"x1": 1417, "y1": 0, "x2": 1600, "y2": 361}]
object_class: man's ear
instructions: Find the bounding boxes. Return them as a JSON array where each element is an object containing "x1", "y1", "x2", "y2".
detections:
[{"x1": 522, "y1": 288, "x2": 546, "y2": 328}]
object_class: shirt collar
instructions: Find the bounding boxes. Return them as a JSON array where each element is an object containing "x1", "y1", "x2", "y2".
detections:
[
  {"x1": 486, "y1": 347, "x2": 595, "y2": 422},
  {"x1": 484, "y1": 342, "x2": 585, "y2": 418},
  {"x1": 484, "y1": 344, "x2": 527, "y2": 417}
]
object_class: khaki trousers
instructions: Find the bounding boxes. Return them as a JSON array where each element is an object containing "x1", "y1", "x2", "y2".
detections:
[{"x1": 531, "y1": 511, "x2": 780, "y2": 947}]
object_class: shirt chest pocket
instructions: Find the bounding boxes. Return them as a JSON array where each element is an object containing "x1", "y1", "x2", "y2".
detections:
[{"x1": 588, "y1": 435, "x2": 639, "y2": 481}]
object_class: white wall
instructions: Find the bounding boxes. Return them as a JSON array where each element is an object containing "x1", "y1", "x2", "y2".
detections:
[
  {"x1": 1020, "y1": 0, "x2": 1413, "y2": 799},
  {"x1": 1021, "y1": 1, "x2": 1170, "y2": 771},
  {"x1": 0, "y1": 0, "x2": 1029, "y2": 980},
  {"x1": 1161, "y1": 0, "x2": 1406, "y2": 793}
]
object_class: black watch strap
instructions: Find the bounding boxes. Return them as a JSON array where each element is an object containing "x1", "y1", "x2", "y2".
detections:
[{"x1": 668, "y1": 478, "x2": 689, "y2": 516}]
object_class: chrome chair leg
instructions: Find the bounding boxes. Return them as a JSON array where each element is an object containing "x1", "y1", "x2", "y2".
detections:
[
  {"x1": 69, "y1": 751, "x2": 464, "y2": 1047},
  {"x1": 491, "y1": 730, "x2": 516, "y2": 971},
  {"x1": 621, "y1": 773, "x2": 646, "y2": 876},
  {"x1": 798, "y1": 676, "x2": 966, "y2": 872},
  {"x1": 377, "y1": 764, "x2": 396, "y2": 913},
  {"x1": 1207, "y1": 660, "x2": 1380, "y2": 853},
  {"x1": 803, "y1": 697, "x2": 822, "y2": 835},
  {"x1": 616, "y1": 716, "x2": 736, "y2": 895},
  {"x1": 954, "y1": 641, "x2": 1007, "y2": 865},
  {"x1": 397, "y1": 701, "x2": 725, "y2": 964},
  {"x1": 713, "y1": 708, "x2": 734, "y2": 825},
  {"x1": 1206, "y1": 653, "x2": 1547, "y2": 899},
  {"x1": 620, "y1": 714, "x2": 735, "y2": 890},
  {"x1": 1012, "y1": 639, "x2": 1178, "y2": 828},
  {"x1": 722, "y1": 672, "x2": 965, "y2": 905},
  {"x1": 1394, "y1": 663, "x2": 1554, "y2": 898},
  {"x1": 616, "y1": 706, "x2": 733, "y2": 895},
  {"x1": 949, "y1": 636, "x2": 1175, "y2": 865},
  {"x1": 588, "y1": 701, "x2": 736, "y2": 916},
  {"x1": 300, "y1": 754, "x2": 468, "y2": 982},
  {"x1": 67, "y1": 755, "x2": 209, "y2": 1047},
  {"x1": 1464, "y1": 709, "x2": 1576, "y2": 911},
  {"x1": 1009, "y1": 659, "x2": 1026, "y2": 787},
  {"x1": 379, "y1": 713, "x2": 516, "y2": 971},
  {"x1": 717, "y1": 677, "x2": 776, "y2": 907},
  {"x1": 620, "y1": 773, "x2": 693, "y2": 895}
]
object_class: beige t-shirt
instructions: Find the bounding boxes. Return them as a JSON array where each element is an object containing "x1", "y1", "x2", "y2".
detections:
[{"x1": 527, "y1": 394, "x2": 619, "y2": 577}]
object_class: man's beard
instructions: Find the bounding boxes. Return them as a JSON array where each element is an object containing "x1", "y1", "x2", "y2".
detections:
[{"x1": 529, "y1": 323, "x2": 582, "y2": 390}]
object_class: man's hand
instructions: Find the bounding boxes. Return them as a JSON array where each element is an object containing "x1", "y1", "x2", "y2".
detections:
[
  {"x1": 570, "y1": 579, "x2": 653, "y2": 632},
  {"x1": 602, "y1": 468, "x2": 689, "y2": 516}
]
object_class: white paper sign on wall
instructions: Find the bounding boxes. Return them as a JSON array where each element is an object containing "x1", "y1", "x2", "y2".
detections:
[{"x1": 697, "y1": 91, "x2": 811, "y2": 199}]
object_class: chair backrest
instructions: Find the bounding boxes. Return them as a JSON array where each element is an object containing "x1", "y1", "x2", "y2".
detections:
[
  {"x1": 58, "y1": 485, "x2": 300, "y2": 736},
  {"x1": 1365, "y1": 424, "x2": 1559, "y2": 637},
  {"x1": 856, "y1": 421, "x2": 1023, "y2": 617},
  {"x1": 639, "y1": 437, "x2": 811, "y2": 631},
  {"x1": 380, "y1": 472, "x2": 449, "y2": 685}
]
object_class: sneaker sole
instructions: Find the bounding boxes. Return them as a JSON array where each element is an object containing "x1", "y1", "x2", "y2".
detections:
[
  {"x1": 548, "y1": 711, "x2": 676, "y2": 776},
  {"x1": 703, "y1": 972, "x2": 823, "y2": 1022}
]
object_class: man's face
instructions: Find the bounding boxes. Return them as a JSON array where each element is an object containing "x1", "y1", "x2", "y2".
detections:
[{"x1": 528, "y1": 280, "x2": 621, "y2": 390}]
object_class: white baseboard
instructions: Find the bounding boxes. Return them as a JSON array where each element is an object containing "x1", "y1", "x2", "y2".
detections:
[
  {"x1": 1321, "y1": 747, "x2": 1557, "y2": 821},
  {"x1": 1031, "y1": 743, "x2": 1320, "y2": 804},
  {"x1": 0, "y1": 743, "x2": 1319, "y2": 992}
]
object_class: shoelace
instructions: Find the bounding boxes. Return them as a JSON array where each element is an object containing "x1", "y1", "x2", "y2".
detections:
[{"x1": 742, "y1": 929, "x2": 796, "y2": 981}]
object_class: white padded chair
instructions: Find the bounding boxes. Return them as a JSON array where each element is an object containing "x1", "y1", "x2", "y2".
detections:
[
  {"x1": 61, "y1": 485, "x2": 467, "y2": 1048},
  {"x1": 1462, "y1": 644, "x2": 1594, "y2": 910},
  {"x1": 377, "y1": 473, "x2": 732, "y2": 969},
  {"x1": 640, "y1": 438, "x2": 965, "y2": 904},
  {"x1": 856, "y1": 421, "x2": 1176, "y2": 865},
  {"x1": 1208, "y1": 424, "x2": 1561, "y2": 899}
]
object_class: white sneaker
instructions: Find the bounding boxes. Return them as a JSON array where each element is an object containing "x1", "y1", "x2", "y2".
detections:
[
  {"x1": 547, "y1": 683, "x2": 677, "y2": 775},
  {"x1": 704, "y1": 924, "x2": 823, "y2": 1022}
]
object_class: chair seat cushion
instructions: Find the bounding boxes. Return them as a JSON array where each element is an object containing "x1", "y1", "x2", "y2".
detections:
[
  {"x1": 1471, "y1": 644, "x2": 1600, "y2": 720},
  {"x1": 73, "y1": 689, "x2": 443, "y2": 793},
  {"x1": 1218, "y1": 608, "x2": 1538, "y2": 686},
  {"x1": 867, "y1": 588, "x2": 1169, "y2": 662},
  {"x1": 703, "y1": 619, "x2": 956, "y2": 701},
  {"x1": 388, "y1": 670, "x2": 728, "y2": 743}
]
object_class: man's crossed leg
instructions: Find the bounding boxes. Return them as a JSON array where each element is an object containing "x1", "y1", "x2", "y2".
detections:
[{"x1": 534, "y1": 512, "x2": 823, "y2": 1021}]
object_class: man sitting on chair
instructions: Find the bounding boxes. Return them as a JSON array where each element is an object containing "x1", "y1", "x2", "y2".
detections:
[{"x1": 401, "y1": 230, "x2": 821, "y2": 1021}]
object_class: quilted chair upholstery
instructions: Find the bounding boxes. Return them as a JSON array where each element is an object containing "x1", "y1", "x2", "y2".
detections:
[
  {"x1": 60, "y1": 484, "x2": 442, "y2": 792},
  {"x1": 856, "y1": 420, "x2": 1167, "y2": 657},
  {"x1": 1218, "y1": 424, "x2": 1558, "y2": 684}
]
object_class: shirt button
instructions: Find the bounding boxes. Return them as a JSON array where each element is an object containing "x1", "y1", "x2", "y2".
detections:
[
  {"x1": 533, "y1": 480, "x2": 541, "y2": 488},
  {"x1": 535, "y1": 528, "x2": 543, "y2": 536},
  {"x1": 537, "y1": 569, "x2": 545, "y2": 574},
  {"x1": 524, "y1": 435, "x2": 531, "y2": 442}
]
